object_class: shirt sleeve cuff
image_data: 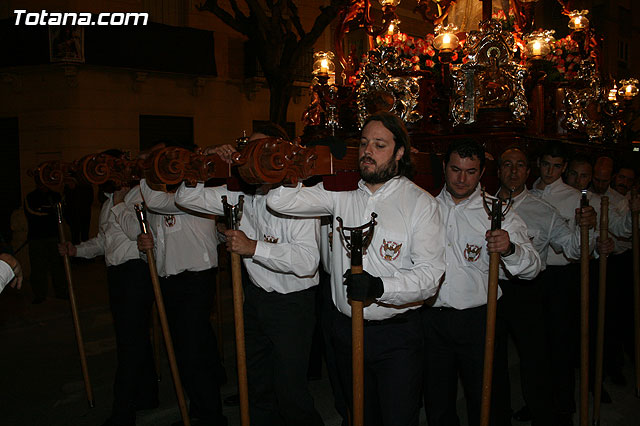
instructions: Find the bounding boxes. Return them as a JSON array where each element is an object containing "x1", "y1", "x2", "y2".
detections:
[{"x1": 253, "y1": 240, "x2": 271, "y2": 259}]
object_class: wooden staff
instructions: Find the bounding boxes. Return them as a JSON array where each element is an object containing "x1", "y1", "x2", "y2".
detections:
[
  {"x1": 579, "y1": 190, "x2": 590, "y2": 426},
  {"x1": 633, "y1": 189, "x2": 640, "y2": 398},
  {"x1": 55, "y1": 203, "x2": 95, "y2": 408},
  {"x1": 222, "y1": 195, "x2": 250, "y2": 426},
  {"x1": 479, "y1": 195, "x2": 510, "y2": 426},
  {"x1": 134, "y1": 204, "x2": 190, "y2": 426},
  {"x1": 593, "y1": 196, "x2": 609, "y2": 426},
  {"x1": 336, "y1": 213, "x2": 377, "y2": 426}
]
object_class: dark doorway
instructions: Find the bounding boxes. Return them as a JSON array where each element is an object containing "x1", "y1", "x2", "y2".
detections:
[{"x1": 0, "y1": 117, "x2": 21, "y2": 243}]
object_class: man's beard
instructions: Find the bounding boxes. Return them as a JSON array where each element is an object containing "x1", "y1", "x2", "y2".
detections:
[{"x1": 360, "y1": 155, "x2": 399, "y2": 184}]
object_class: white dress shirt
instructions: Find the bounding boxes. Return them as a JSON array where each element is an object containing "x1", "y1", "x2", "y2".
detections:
[
  {"x1": 530, "y1": 178, "x2": 595, "y2": 265},
  {"x1": 0, "y1": 260, "x2": 14, "y2": 293},
  {"x1": 267, "y1": 176, "x2": 446, "y2": 320},
  {"x1": 175, "y1": 183, "x2": 320, "y2": 294},
  {"x1": 319, "y1": 218, "x2": 333, "y2": 275},
  {"x1": 506, "y1": 188, "x2": 582, "y2": 270},
  {"x1": 140, "y1": 179, "x2": 218, "y2": 277},
  {"x1": 605, "y1": 187, "x2": 632, "y2": 254},
  {"x1": 434, "y1": 186, "x2": 541, "y2": 310},
  {"x1": 75, "y1": 189, "x2": 142, "y2": 267}
]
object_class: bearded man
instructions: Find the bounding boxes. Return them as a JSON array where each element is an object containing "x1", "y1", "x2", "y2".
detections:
[{"x1": 267, "y1": 112, "x2": 446, "y2": 426}]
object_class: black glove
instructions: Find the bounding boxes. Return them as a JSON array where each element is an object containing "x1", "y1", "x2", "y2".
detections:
[{"x1": 343, "y1": 269, "x2": 384, "y2": 302}]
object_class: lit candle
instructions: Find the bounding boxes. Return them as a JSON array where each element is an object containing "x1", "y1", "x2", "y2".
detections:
[
  {"x1": 532, "y1": 41, "x2": 542, "y2": 57},
  {"x1": 573, "y1": 17, "x2": 583, "y2": 28},
  {"x1": 608, "y1": 88, "x2": 617, "y2": 101},
  {"x1": 320, "y1": 59, "x2": 329, "y2": 75},
  {"x1": 387, "y1": 22, "x2": 395, "y2": 35},
  {"x1": 442, "y1": 34, "x2": 452, "y2": 50}
]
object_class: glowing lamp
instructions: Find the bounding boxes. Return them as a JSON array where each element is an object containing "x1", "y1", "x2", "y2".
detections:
[
  {"x1": 379, "y1": 0, "x2": 401, "y2": 7},
  {"x1": 524, "y1": 30, "x2": 554, "y2": 59},
  {"x1": 433, "y1": 24, "x2": 460, "y2": 53},
  {"x1": 618, "y1": 79, "x2": 639, "y2": 100},
  {"x1": 607, "y1": 84, "x2": 618, "y2": 102},
  {"x1": 387, "y1": 18, "x2": 401, "y2": 35},
  {"x1": 312, "y1": 51, "x2": 335, "y2": 78},
  {"x1": 568, "y1": 10, "x2": 589, "y2": 31}
]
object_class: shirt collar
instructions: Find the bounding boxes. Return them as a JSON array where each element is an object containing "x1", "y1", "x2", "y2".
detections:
[
  {"x1": 507, "y1": 187, "x2": 529, "y2": 209},
  {"x1": 439, "y1": 184, "x2": 482, "y2": 207},
  {"x1": 533, "y1": 177, "x2": 564, "y2": 193},
  {"x1": 357, "y1": 175, "x2": 403, "y2": 197}
]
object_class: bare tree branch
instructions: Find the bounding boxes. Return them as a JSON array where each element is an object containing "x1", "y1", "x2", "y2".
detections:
[
  {"x1": 197, "y1": 0, "x2": 249, "y2": 34},
  {"x1": 286, "y1": 0, "x2": 305, "y2": 39},
  {"x1": 199, "y1": 0, "x2": 352, "y2": 124}
]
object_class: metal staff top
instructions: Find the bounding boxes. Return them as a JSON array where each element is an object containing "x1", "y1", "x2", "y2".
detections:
[
  {"x1": 482, "y1": 190, "x2": 513, "y2": 231},
  {"x1": 580, "y1": 189, "x2": 589, "y2": 208},
  {"x1": 134, "y1": 203, "x2": 150, "y2": 234},
  {"x1": 222, "y1": 195, "x2": 245, "y2": 231},
  {"x1": 336, "y1": 213, "x2": 378, "y2": 268},
  {"x1": 55, "y1": 202, "x2": 64, "y2": 225}
]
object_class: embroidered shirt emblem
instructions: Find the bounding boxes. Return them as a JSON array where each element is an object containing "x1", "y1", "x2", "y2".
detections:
[
  {"x1": 164, "y1": 215, "x2": 176, "y2": 227},
  {"x1": 263, "y1": 234, "x2": 279, "y2": 244},
  {"x1": 464, "y1": 243, "x2": 482, "y2": 262},
  {"x1": 380, "y1": 239, "x2": 402, "y2": 261}
]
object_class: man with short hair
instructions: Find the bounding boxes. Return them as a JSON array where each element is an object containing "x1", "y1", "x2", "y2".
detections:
[
  {"x1": 138, "y1": 169, "x2": 226, "y2": 426},
  {"x1": 175, "y1": 124, "x2": 325, "y2": 426},
  {"x1": 423, "y1": 140, "x2": 541, "y2": 426},
  {"x1": 592, "y1": 158, "x2": 637, "y2": 384},
  {"x1": 59, "y1": 175, "x2": 158, "y2": 426},
  {"x1": 494, "y1": 146, "x2": 587, "y2": 426},
  {"x1": 565, "y1": 154, "x2": 593, "y2": 191},
  {"x1": 612, "y1": 165, "x2": 636, "y2": 196},
  {"x1": 267, "y1": 112, "x2": 446, "y2": 426},
  {"x1": 530, "y1": 142, "x2": 599, "y2": 426}
]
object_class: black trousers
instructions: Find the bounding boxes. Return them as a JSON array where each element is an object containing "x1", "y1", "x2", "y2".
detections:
[
  {"x1": 422, "y1": 304, "x2": 507, "y2": 426},
  {"x1": 606, "y1": 251, "x2": 634, "y2": 369},
  {"x1": 317, "y1": 271, "x2": 349, "y2": 426},
  {"x1": 333, "y1": 308, "x2": 423, "y2": 426},
  {"x1": 497, "y1": 274, "x2": 553, "y2": 426},
  {"x1": 28, "y1": 237, "x2": 66, "y2": 299},
  {"x1": 544, "y1": 264, "x2": 580, "y2": 425},
  {"x1": 161, "y1": 268, "x2": 226, "y2": 425},
  {"x1": 243, "y1": 274, "x2": 324, "y2": 426},
  {"x1": 107, "y1": 259, "x2": 158, "y2": 425}
]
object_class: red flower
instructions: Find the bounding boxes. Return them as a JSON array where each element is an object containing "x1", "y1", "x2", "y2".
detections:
[
  {"x1": 451, "y1": 52, "x2": 459, "y2": 62},
  {"x1": 425, "y1": 59, "x2": 435, "y2": 68}
]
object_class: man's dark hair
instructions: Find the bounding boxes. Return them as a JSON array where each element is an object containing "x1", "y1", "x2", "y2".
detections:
[
  {"x1": 568, "y1": 153, "x2": 593, "y2": 168},
  {"x1": 497, "y1": 144, "x2": 530, "y2": 168},
  {"x1": 538, "y1": 141, "x2": 569, "y2": 163},
  {"x1": 101, "y1": 149, "x2": 124, "y2": 158},
  {"x1": 253, "y1": 122, "x2": 290, "y2": 140},
  {"x1": 614, "y1": 159, "x2": 637, "y2": 176},
  {"x1": 444, "y1": 139, "x2": 486, "y2": 170},
  {"x1": 363, "y1": 112, "x2": 414, "y2": 177}
]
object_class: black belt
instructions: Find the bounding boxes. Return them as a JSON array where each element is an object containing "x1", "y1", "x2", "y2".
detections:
[{"x1": 362, "y1": 308, "x2": 419, "y2": 327}]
